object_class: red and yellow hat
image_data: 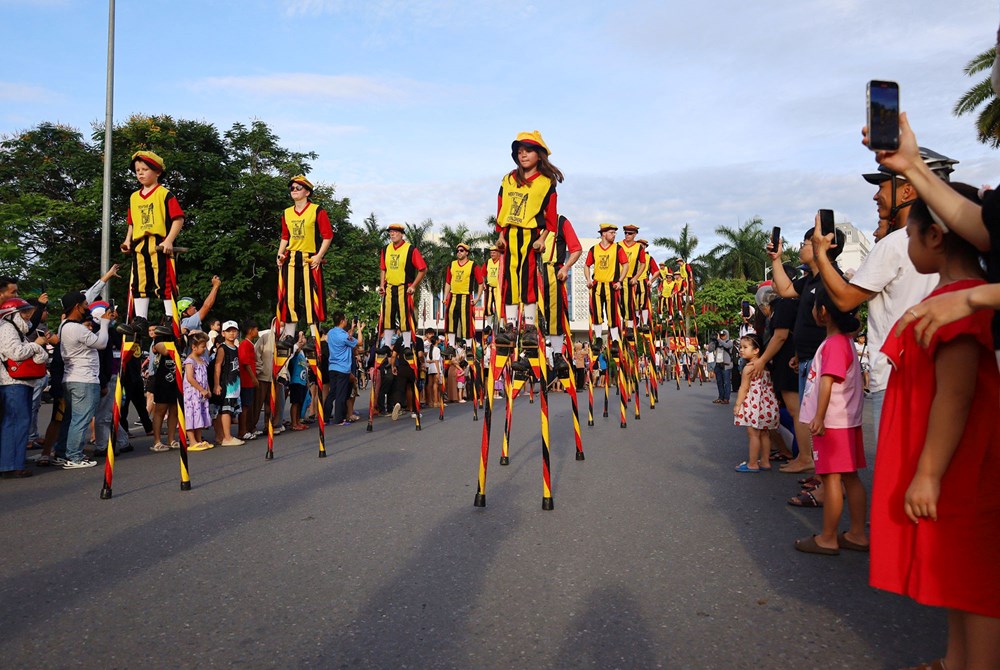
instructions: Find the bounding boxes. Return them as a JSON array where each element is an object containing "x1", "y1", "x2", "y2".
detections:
[
  {"x1": 637, "y1": 238, "x2": 649, "y2": 246},
  {"x1": 387, "y1": 223, "x2": 405, "y2": 233},
  {"x1": 511, "y1": 130, "x2": 550, "y2": 163},
  {"x1": 288, "y1": 174, "x2": 313, "y2": 192},
  {"x1": 622, "y1": 224, "x2": 640, "y2": 233},
  {"x1": 130, "y1": 150, "x2": 164, "y2": 173},
  {"x1": 598, "y1": 223, "x2": 618, "y2": 233},
  {"x1": 456, "y1": 243, "x2": 470, "y2": 252},
  {"x1": 488, "y1": 244, "x2": 499, "y2": 252}
]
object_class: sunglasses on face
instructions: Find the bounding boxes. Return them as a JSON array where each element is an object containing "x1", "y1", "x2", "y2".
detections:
[{"x1": 290, "y1": 185, "x2": 306, "y2": 192}]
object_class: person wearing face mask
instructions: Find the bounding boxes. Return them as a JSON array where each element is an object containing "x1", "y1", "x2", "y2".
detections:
[
  {"x1": 0, "y1": 298, "x2": 51, "y2": 478},
  {"x1": 53, "y1": 291, "x2": 111, "y2": 469}
]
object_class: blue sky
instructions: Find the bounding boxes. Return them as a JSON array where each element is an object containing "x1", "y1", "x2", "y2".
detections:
[{"x1": 1, "y1": 0, "x2": 998, "y2": 261}]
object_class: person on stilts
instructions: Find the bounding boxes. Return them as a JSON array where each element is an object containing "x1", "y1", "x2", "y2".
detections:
[
  {"x1": 275, "y1": 175, "x2": 334, "y2": 457},
  {"x1": 474, "y1": 130, "x2": 563, "y2": 510},
  {"x1": 583, "y1": 224, "x2": 629, "y2": 420},
  {"x1": 378, "y1": 224, "x2": 427, "y2": 428}
]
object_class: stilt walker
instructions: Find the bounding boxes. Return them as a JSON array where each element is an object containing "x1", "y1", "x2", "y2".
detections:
[
  {"x1": 584, "y1": 224, "x2": 629, "y2": 423},
  {"x1": 585, "y1": 293, "x2": 596, "y2": 427},
  {"x1": 443, "y1": 242, "x2": 478, "y2": 420},
  {"x1": 377, "y1": 223, "x2": 428, "y2": 427},
  {"x1": 110, "y1": 149, "x2": 189, "y2": 496},
  {"x1": 475, "y1": 129, "x2": 562, "y2": 510},
  {"x1": 275, "y1": 175, "x2": 333, "y2": 457}
]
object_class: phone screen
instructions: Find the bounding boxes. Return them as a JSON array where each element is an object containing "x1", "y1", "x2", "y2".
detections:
[
  {"x1": 741, "y1": 301, "x2": 750, "y2": 318},
  {"x1": 771, "y1": 226, "x2": 781, "y2": 250},
  {"x1": 819, "y1": 209, "x2": 836, "y2": 238},
  {"x1": 867, "y1": 80, "x2": 899, "y2": 151}
]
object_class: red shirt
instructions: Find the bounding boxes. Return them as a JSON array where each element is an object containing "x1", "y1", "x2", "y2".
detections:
[{"x1": 238, "y1": 339, "x2": 257, "y2": 387}]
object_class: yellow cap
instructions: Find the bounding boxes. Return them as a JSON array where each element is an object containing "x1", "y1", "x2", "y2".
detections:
[
  {"x1": 130, "y1": 150, "x2": 164, "y2": 173},
  {"x1": 288, "y1": 174, "x2": 313, "y2": 191},
  {"x1": 598, "y1": 223, "x2": 618, "y2": 233},
  {"x1": 387, "y1": 223, "x2": 405, "y2": 233},
  {"x1": 511, "y1": 130, "x2": 550, "y2": 162},
  {"x1": 456, "y1": 243, "x2": 470, "y2": 252}
]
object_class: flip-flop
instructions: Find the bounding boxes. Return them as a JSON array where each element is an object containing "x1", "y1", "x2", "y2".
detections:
[
  {"x1": 837, "y1": 531, "x2": 870, "y2": 552},
  {"x1": 787, "y1": 491, "x2": 822, "y2": 507},
  {"x1": 734, "y1": 462, "x2": 762, "y2": 473},
  {"x1": 794, "y1": 534, "x2": 839, "y2": 556}
]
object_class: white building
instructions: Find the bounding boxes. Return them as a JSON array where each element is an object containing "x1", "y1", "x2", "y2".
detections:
[{"x1": 834, "y1": 219, "x2": 872, "y2": 277}]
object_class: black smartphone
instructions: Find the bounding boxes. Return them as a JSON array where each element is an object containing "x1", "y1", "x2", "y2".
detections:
[
  {"x1": 771, "y1": 226, "x2": 781, "y2": 250},
  {"x1": 741, "y1": 301, "x2": 750, "y2": 318},
  {"x1": 867, "y1": 80, "x2": 900, "y2": 151},
  {"x1": 819, "y1": 209, "x2": 836, "y2": 238}
]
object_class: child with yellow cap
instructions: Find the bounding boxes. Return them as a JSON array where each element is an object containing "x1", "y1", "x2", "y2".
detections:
[
  {"x1": 118, "y1": 151, "x2": 184, "y2": 335},
  {"x1": 495, "y1": 130, "x2": 563, "y2": 327}
]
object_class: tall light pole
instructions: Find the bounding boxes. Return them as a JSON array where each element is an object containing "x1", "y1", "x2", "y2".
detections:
[{"x1": 100, "y1": 0, "x2": 115, "y2": 299}]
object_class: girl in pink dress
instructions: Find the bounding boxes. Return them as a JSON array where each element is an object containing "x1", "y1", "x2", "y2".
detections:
[
  {"x1": 733, "y1": 333, "x2": 779, "y2": 472},
  {"x1": 794, "y1": 286, "x2": 868, "y2": 557}
]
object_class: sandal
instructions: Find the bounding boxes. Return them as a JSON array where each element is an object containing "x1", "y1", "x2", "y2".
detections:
[
  {"x1": 290, "y1": 424, "x2": 309, "y2": 431},
  {"x1": 794, "y1": 534, "x2": 839, "y2": 556},
  {"x1": 837, "y1": 531, "x2": 870, "y2": 552},
  {"x1": 734, "y1": 461, "x2": 762, "y2": 473},
  {"x1": 150, "y1": 442, "x2": 170, "y2": 453},
  {"x1": 787, "y1": 491, "x2": 822, "y2": 507},
  {"x1": 779, "y1": 463, "x2": 815, "y2": 474}
]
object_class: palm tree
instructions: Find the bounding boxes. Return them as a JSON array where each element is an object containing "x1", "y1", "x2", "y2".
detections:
[
  {"x1": 653, "y1": 223, "x2": 699, "y2": 262},
  {"x1": 707, "y1": 217, "x2": 770, "y2": 281},
  {"x1": 954, "y1": 46, "x2": 1000, "y2": 148}
]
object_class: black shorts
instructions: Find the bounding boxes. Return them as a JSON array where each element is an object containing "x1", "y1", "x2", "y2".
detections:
[
  {"x1": 153, "y1": 379, "x2": 179, "y2": 405},
  {"x1": 289, "y1": 384, "x2": 307, "y2": 406},
  {"x1": 770, "y1": 356, "x2": 799, "y2": 394}
]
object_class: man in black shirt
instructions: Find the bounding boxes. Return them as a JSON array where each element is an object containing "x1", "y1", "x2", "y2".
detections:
[{"x1": 764, "y1": 228, "x2": 845, "y2": 475}]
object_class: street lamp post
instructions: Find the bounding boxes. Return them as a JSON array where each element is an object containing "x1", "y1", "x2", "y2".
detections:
[{"x1": 100, "y1": 0, "x2": 115, "y2": 299}]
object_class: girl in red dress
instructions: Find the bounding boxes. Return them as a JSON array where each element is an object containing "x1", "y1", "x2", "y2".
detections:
[
  {"x1": 732, "y1": 333, "x2": 779, "y2": 472},
  {"x1": 871, "y1": 187, "x2": 1000, "y2": 670}
]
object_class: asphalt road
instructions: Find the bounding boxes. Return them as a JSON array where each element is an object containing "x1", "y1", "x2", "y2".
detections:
[{"x1": 1, "y1": 379, "x2": 942, "y2": 669}]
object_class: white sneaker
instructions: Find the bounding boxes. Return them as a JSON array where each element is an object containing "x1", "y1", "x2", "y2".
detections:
[
  {"x1": 241, "y1": 432, "x2": 255, "y2": 441},
  {"x1": 63, "y1": 458, "x2": 97, "y2": 469},
  {"x1": 273, "y1": 425, "x2": 285, "y2": 435},
  {"x1": 410, "y1": 413, "x2": 417, "y2": 419},
  {"x1": 52, "y1": 456, "x2": 69, "y2": 466},
  {"x1": 391, "y1": 403, "x2": 401, "y2": 421},
  {"x1": 252, "y1": 429, "x2": 264, "y2": 438}
]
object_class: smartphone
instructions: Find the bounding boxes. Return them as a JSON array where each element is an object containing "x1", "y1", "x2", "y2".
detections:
[
  {"x1": 741, "y1": 301, "x2": 750, "y2": 318},
  {"x1": 770, "y1": 226, "x2": 781, "y2": 251},
  {"x1": 867, "y1": 80, "x2": 899, "y2": 151},
  {"x1": 819, "y1": 209, "x2": 836, "y2": 238}
]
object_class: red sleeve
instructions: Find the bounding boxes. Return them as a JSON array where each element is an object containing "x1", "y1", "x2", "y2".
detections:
[
  {"x1": 585, "y1": 247, "x2": 595, "y2": 267},
  {"x1": 411, "y1": 247, "x2": 427, "y2": 271},
  {"x1": 543, "y1": 188, "x2": 558, "y2": 232},
  {"x1": 819, "y1": 335, "x2": 851, "y2": 382},
  {"x1": 649, "y1": 258, "x2": 659, "y2": 274},
  {"x1": 380, "y1": 248, "x2": 387, "y2": 271},
  {"x1": 316, "y1": 208, "x2": 333, "y2": 240},
  {"x1": 638, "y1": 246, "x2": 647, "y2": 263},
  {"x1": 281, "y1": 215, "x2": 290, "y2": 241},
  {"x1": 445, "y1": 264, "x2": 452, "y2": 284},
  {"x1": 165, "y1": 192, "x2": 184, "y2": 221},
  {"x1": 475, "y1": 264, "x2": 486, "y2": 282},
  {"x1": 127, "y1": 209, "x2": 133, "y2": 226},
  {"x1": 617, "y1": 247, "x2": 629, "y2": 264},
  {"x1": 563, "y1": 219, "x2": 582, "y2": 253}
]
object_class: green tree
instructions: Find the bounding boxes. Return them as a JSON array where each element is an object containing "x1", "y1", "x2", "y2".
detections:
[
  {"x1": 693, "y1": 277, "x2": 757, "y2": 337},
  {"x1": 954, "y1": 46, "x2": 1000, "y2": 148},
  {"x1": 0, "y1": 123, "x2": 102, "y2": 292},
  {"x1": 653, "y1": 223, "x2": 699, "y2": 262},
  {"x1": 706, "y1": 217, "x2": 769, "y2": 281}
]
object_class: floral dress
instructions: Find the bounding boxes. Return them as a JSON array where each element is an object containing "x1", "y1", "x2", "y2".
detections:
[{"x1": 734, "y1": 369, "x2": 779, "y2": 429}]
